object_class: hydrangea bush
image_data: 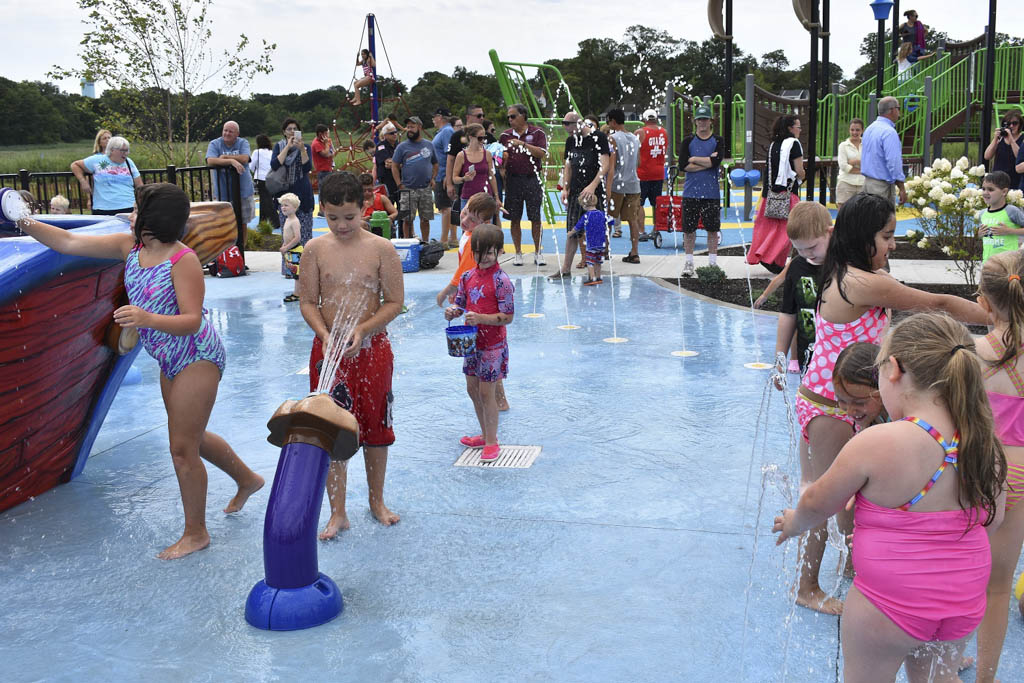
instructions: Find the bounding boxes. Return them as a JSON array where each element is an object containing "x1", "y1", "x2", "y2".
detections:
[{"x1": 905, "y1": 156, "x2": 1024, "y2": 286}]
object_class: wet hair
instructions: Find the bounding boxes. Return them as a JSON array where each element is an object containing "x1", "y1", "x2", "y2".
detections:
[
  {"x1": 319, "y1": 171, "x2": 362, "y2": 208},
  {"x1": 133, "y1": 183, "x2": 189, "y2": 244},
  {"x1": 315, "y1": 124, "x2": 329, "y2": 135},
  {"x1": 256, "y1": 134, "x2": 272, "y2": 150},
  {"x1": 979, "y1": 250, "x2": 1024, "y2": 367},
  {"x1": 606, "y1": 109, "x2": 626, "y2": 125},
  {"x1": 578, "y1": 193, "x2": 598, "y2": 210},
  {"x1": 281, "y1": 117, "x2": 299, "y2": 132},
  {"x1": 849, "y1": 118, "x2": 864, "y2": 131},
  {"x1": 278, "y1": 192, "x2": 300, "y2": 209},
  {"x1": 786, "y1": 201, "x2": 831, "y2": 240},
  {"x1": 983, "y1": 171, "x2": 1012, "y2": 190},
  {"x1": 105, "y1": 136, "x2": 130, "y2": 156},
  {"x1": 834, "y1": 342, "x2": 880, "y2": 391},
  {"x1": 820, "y1": 193, "x2": 895, "y2": 305},
  {"x1": 463, "y1": 193, "x2": 497, "y2": 221},
  {"x1": 93, "y1": 129, "x2": 112, "y2": 154},
  {"x1": 465, "y1": 123, "x2": 485, "y2": 140},
  {"x1": 879, "y1": 312, "x2": 1006, "y2": 527},
  {"x1": 470, "y1": 224, "x2": 504, "y2": 261},
  {"x1": 17, "y1": 190, "x2": 37, "y2": 214},
  {"x1": 771, "y1": 115, "x2": 800, "y2": 142}
]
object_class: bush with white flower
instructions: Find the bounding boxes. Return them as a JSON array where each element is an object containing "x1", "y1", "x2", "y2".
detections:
[{"x1": 904, "y1": 156, "x2": 1024, "y2": 286}]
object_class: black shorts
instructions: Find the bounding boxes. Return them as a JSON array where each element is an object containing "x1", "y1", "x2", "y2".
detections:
[
  {"x1": 504, "y1": 174, "x2": 543, "y2": 223},
  {"x1": 682, "y1": 197, "x2": 721, "y2": 233},
  {"x1": 639, "y1": 180, "x2": 662, "y2": 207},
  {"x1": 434, "y1": 184, "x2": 453, "y2": 211}
]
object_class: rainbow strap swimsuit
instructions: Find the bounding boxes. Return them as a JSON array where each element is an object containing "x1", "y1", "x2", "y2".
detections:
[{"x1": 899, "y1": 416, "x2": 960, "y2": 511}]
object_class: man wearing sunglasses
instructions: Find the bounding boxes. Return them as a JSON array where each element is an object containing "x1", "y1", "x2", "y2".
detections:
[
  {"x1": 550, "y1": 112, "x2": 610, "y2": 279},
  {"x1": 500, "y1": 103, "x2": 548, "y2": 266},
  {"x1": 986, "y1": 110, "x2": 1024, "y2": 190}
]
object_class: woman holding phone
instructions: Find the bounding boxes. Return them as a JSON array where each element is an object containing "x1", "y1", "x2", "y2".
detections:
[{"x1": 270, "y1": 118, "x2": 313, "y2": 249}]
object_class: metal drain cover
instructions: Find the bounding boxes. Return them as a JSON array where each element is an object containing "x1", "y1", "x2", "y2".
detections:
[{"x1": 455, "y1": 445, "x2": 542, "y2": 468}]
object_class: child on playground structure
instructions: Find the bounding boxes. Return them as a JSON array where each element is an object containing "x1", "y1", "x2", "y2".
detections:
[
  {"x1": 279, "y1": 193, "x2": 302, "y2": 291},
  {"x1": 833, "y1": 342, "x2": 888, "y2": 431},
  {"x1": 11, "y1": 184, "x2": 265, "y2": 559},
  {"x1": 298, "y1": 171, "x2": 404, "y2": 539},
  {"x1": 979, "y1": 170, "x2": 1024, "y2": 263},
  {"x1": 349, "y1": 49, "x2": 375, "y2": 107},
  {"x1": 973, "y1": 249, "x2": 1024, "y2": 683},
  {"x1": 792, "y1": 193, "x2": 987, "y2": 616},
  {"x1": 775, "y1": 312, "x2": 1005, "y2": 682},
  {"x1": 435, "y1": 193, "x2": 509, "y2": 411},
  {"x1": 444, "y1": 225, "x2": 515, "y2": 462},
  {"x1": 572, "y1": 193, "x2": 608, "y2": 286},
  {"x1": 769, "y1": 200, "x2": 832, "y2": 387}
]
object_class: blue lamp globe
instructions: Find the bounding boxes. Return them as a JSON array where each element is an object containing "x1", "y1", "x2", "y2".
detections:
[{"x1": 870, "y1": 0, "x2": 894, "y2": 21}]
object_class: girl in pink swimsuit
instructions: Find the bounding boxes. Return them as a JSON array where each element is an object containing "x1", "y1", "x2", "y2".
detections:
[
  {"x1": 15, "y1": 184, "x2": 264, "y2": 561},
  {"x1": 974, "y1": 250, "x2": 1024, "y2": 682},
  {"x1": 776, "y1": 312, "x2": 1005, "y2": 682},
  {"x1": 792, "y1": 194, "x2": 988, "y2": 617}
]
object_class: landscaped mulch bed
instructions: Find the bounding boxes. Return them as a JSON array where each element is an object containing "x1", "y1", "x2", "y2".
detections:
[{"x1": 717, "y1": 237, "x2": 982, "y2": 261}]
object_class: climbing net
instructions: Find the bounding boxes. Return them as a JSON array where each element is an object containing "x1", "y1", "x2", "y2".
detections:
[{"x1": 330, "y1": 15, "x2": 412, "y2": 175}]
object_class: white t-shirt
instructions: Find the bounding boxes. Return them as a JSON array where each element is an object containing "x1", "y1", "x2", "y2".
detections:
[{"x1": 249, "y1": 148, "x2": 273, "y2": 181}]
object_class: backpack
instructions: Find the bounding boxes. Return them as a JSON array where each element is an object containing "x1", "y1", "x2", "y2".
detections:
[
  {"x1": 418, "y1": 240, "x2": 445, "y2": 270},
  {"x1": 211, "y1": 245, "x2": 246, "y2": 277}
]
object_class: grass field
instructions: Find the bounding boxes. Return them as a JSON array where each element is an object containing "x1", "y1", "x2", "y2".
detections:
[{"x1": 0, "y1": 139, "x2": 250, "y2": 175}]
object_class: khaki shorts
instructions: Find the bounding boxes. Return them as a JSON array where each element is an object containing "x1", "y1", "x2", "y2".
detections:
[
  {"x1": 862, "y1": 177, "x2": 897, "y2": 205},
  {"x1": 608, "y1": 192, "x2": 642, "y2": 223},
  {"x1": 399, "y1": 187, "x2": 434, "y2": 222},
  {"x1": 836, "y1": 180, "x2": 864, "y2": 204}
]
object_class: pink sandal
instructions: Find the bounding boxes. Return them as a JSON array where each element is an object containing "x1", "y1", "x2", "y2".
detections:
[{"x1": 460, "y1": 435, "x2": 485, "y2": 447}]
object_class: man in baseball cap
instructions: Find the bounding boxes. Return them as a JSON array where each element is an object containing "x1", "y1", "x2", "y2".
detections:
[
  {"x1": 636, "y1": 108, "x2": 668, "y2": 242},
  {"x1": 431, "y1": 109, "x2": 457, "y2": 246},
  {"x1": 642, "y1": 109, "x2": 659, "y2": 122},
  {"x1": 677, "y1": 103, "x2": 724, "y2": 276}
]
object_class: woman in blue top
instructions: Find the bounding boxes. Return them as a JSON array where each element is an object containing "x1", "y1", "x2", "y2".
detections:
[
  {"x1": 270, "y1": 118, "x2": 314, "y2": 246},
  {"x1": 71, "y1": 136, "x2": 143, "y2": 215}
]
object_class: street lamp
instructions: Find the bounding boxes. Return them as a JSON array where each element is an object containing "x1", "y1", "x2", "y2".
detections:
[{"x1": 870, "y1": 0, "x2": 894, "y2": 98}]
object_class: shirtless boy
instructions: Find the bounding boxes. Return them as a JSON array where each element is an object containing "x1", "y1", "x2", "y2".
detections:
[{"x1": 298, "y1": 171, "x2": 405, "y2": 539}]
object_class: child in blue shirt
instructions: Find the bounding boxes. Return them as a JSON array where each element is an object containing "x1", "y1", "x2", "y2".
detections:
[{"x1": 572, "y1": 194, "x2": 608, "y2": 285}]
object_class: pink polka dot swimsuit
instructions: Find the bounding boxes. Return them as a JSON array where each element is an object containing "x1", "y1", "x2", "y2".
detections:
[{"x1": 801, "y1": 306, "x2": 888, "y2": 400}]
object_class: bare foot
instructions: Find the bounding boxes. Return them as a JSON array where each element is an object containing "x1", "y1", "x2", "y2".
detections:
[
  {"x1": 318, "y1": 513, "x2": 350, "y2": 540},
  {"x1": 370, "y1": 501, "x2": 400, "y2": 526},
  {"x1": 157, "y1": 531, "x2": 210, "y2": 560},
  {"x1": 224, "y1": 474, "x2": 265, "y2": 513},
  {"x1": 350, "y1": 99, "x2": 362, "y2": 107},
  {"x1": 795, "y1": 588, "x2": 844, "y2": 615},
  {"x1": 497, "y1": 400, "x2": 510, "y2": 412},
  {"x1": 958, "y1": 656, "x2": 974, "y2": 671}
]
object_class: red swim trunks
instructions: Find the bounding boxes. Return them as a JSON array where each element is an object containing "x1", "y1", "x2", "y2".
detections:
[{"x1": 309, "y1": 333, "x2": 395, "y2": 447}]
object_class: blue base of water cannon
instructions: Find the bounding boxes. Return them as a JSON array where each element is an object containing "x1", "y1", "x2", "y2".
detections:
[{"x1": 245, "y1": 572, "x2": 343, "y2": 631}]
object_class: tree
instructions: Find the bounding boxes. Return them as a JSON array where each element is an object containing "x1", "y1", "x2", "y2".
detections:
[{"x1": 50, "y1": 0, "x2": 275, "y2": 164}]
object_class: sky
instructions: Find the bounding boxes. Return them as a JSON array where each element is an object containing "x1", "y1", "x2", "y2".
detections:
[{"x1": 8, "y1": 1, "x2": 1022, "y2": 100}]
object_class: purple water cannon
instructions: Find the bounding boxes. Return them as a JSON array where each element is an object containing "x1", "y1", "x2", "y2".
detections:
[{"x1": 245, "y1": 393, "x2": 360, "y2": 630}]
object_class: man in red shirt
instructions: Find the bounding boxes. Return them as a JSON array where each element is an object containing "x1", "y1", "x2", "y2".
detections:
[
  {"x1": 311, "y1": 124, "x2": 336, "y2": 190},
  {"x1": 636, "y1": 110, "x2": 668, "y2": 239},
  {"x1": 499, "y1": 103, "x2": 548, "y2": 266}
]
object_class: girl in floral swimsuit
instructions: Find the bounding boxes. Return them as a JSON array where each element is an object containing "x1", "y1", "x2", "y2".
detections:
[
  {"x1": 791, "y1": 194, "x2": 987, "y2": 617},
  {"x1": 15, "y1": 183, "x2": 263, "y2": 560},
  {"x1": 776, "y1": 313, "x2": 1005, "y2": 682}
]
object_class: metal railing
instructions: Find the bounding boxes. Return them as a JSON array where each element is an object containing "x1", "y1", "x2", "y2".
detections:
[{"x1": 0, "y1": 164, "x2": 248, "y2": 255}]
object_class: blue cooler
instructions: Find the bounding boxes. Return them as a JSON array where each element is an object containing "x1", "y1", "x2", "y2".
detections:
[{"x1": 392, "y1": 238, "x2": 421, "y2": 273}]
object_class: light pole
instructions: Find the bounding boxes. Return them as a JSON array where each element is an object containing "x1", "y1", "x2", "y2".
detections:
[{"x1": 871, "y1": 0, "x2": 894, "y2": 98}]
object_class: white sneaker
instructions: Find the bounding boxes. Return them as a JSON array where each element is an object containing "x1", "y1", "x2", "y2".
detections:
[
  {"x1": 681, "y1": 261, "x2": 695, "y2": 277},
  {"x1": 534, "y1": 250, "x2": 546, "y2": 266},
  {"x1": 513, "y1": 252, "x2": 524, "y2": 266}
]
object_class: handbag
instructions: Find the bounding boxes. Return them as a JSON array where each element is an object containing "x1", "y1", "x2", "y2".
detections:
[
  {"x1": 764, "y1": 142, "x2": 792, "y2": 220},
  {"x1": 265, "y1": 164, "x2": 289, "y2": 196}
]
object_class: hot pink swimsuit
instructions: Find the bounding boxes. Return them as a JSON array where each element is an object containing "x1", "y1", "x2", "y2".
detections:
[
  {"x1": 852, "y1": 418, "x2": 990, "y2": 642},
  {"x1": 983, "y1": 332, "x2": 1024, "y2": 510}
]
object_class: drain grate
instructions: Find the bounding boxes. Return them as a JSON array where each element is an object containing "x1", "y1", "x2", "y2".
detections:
[{"x1": 454, "y1": 445, "x2": 542, "y2": 468}]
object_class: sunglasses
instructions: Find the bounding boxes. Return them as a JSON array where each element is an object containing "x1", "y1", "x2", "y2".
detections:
[
  {"x1": 1004, "y1": 121, "x2": 1020, "y2": 127},
  {"x1": 476, "y1": 136, "x2": 486, "y2": 142},
  {"x1": 507, "y1": 114, "x2": 520, "y2": 120}
]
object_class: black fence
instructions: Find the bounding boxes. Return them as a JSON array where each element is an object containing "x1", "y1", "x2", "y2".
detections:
[{"x1": 0, "y1": 165, "x2": 247, "y2": 256}]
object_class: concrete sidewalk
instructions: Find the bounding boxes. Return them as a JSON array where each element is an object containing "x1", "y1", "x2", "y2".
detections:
[{"x1": 243, "y1": 249, "x2": 973, "y2": 286}]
